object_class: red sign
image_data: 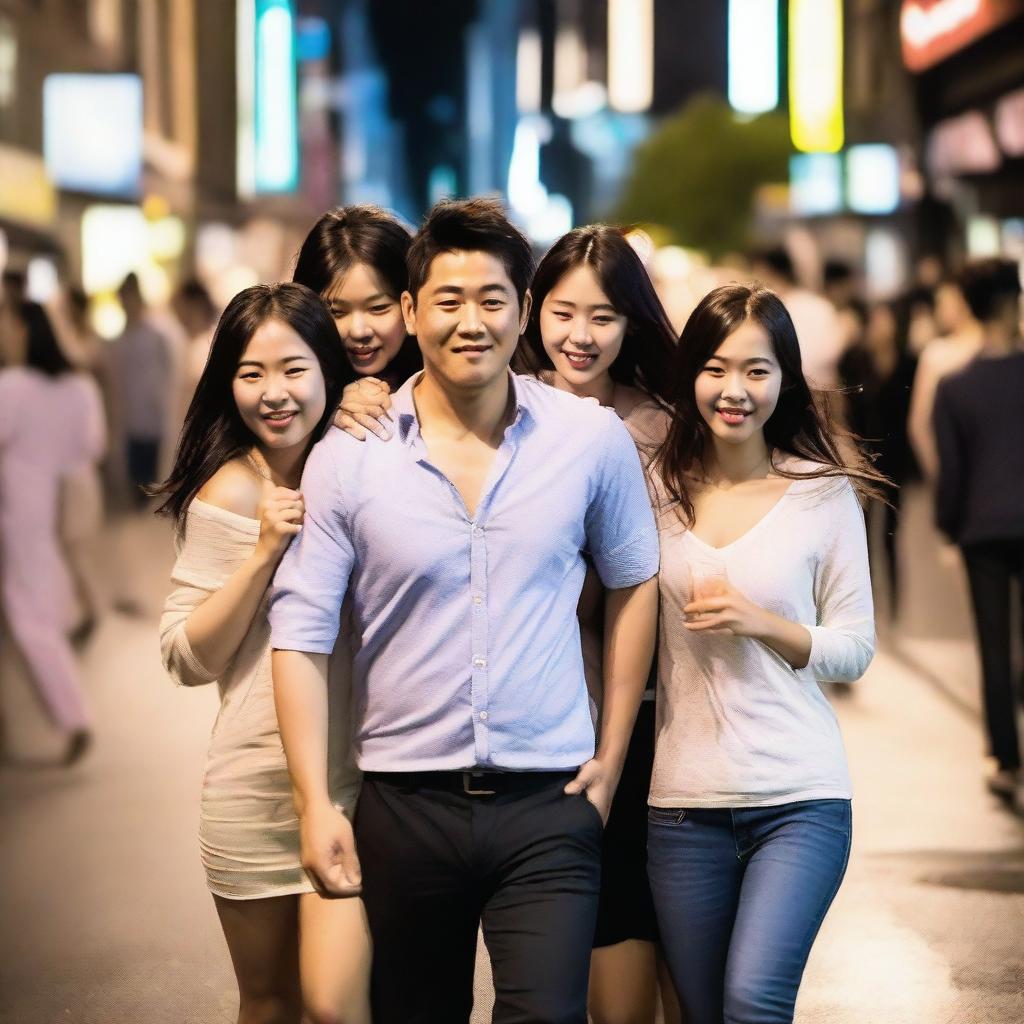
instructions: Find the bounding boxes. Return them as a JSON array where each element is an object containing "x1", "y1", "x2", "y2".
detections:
[{"x1": 901, "y1": 0, "x2": 1024, "y2": 71}]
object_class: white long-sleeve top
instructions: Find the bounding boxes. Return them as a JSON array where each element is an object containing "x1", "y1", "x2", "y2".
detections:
[{"x1": 650, "y1": 472, "x2": 875, "y2": 809}]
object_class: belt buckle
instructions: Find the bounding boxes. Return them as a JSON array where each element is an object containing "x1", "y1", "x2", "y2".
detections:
[{"x1": 462, "y1": 771, "x2": 496, "y2": 796}]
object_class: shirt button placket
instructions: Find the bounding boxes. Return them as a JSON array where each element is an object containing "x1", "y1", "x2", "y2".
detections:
[{"x1": 470, "y1": 520, "x2": 490, "y2": 763}]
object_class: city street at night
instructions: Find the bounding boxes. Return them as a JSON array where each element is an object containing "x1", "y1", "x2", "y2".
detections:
[{"x1": 2, "y1": 2, "x2": 1024, "y2": 1022}]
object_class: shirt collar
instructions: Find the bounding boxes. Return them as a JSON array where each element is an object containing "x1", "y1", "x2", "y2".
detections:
[{"x1": 393, "y1": 371, "x2": 534, "y2": 446}]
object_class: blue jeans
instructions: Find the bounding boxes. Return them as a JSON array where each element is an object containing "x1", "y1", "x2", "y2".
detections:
[{"x1": 647, "y1": 799, "x2": 852, "y2": 1024}]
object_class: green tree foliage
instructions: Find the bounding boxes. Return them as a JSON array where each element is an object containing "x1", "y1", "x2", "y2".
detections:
[{"x1": 612, "y1": 93, "x2": 790, "y2": 258}]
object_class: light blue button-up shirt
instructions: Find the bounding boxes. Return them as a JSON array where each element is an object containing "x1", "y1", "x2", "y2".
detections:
[{"x1": 269, "y1": 372, "x2": 659, "y2": 772}]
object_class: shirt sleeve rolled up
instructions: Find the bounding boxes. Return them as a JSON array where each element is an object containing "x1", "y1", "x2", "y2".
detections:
[
  {"x1": 584, "y1": 411, "x2": 660, "y2": 590},
  {"x1": 269, "y1": 436, "x2": 355, "y2": 654}
]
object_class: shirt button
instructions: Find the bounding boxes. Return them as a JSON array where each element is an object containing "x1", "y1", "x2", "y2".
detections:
[
  {"x1": 473, "y1": 527, "x2": 484, "y2": 537},
  {"x1": 473, "y1": 657, "x2": 487, "y2": 668},
  {"x1": 472, "y1": 595, "x2": 483, "y2": 606},
  {"x1": 479, "y1": 710, "x2": 489, "y2": 721}
]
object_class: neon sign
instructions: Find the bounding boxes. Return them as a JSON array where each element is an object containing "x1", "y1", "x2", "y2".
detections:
[{"x1": 900, "y1": 0, "x2": 1024, "y2": 71}]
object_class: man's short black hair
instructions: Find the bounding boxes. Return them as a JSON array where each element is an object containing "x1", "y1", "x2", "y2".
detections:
[
  {"x1": 406, "y1": 198, "x2": 535, "y2": 306},
  {"x1": 958, "y1": 258, "x2": 1021, "y2": 324}
]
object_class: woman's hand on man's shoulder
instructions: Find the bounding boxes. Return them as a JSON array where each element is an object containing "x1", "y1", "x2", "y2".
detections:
[{"x1": 333, "y1": 376, "x2": 393, "y2": 441}]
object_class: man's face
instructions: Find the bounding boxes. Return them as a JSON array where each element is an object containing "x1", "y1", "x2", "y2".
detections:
[{"x1": 402, "y1": 250, "x2": 530, "y2": 393}]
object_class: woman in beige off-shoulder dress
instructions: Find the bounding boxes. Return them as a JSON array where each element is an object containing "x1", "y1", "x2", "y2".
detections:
[{"x1": 152, "y1": 283, "x2": 370, "y2": 1024}]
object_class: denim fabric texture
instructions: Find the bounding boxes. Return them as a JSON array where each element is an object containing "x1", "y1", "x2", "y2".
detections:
[{"x1": 648, "y1": 799, "x2": 852, "y2": 1024}]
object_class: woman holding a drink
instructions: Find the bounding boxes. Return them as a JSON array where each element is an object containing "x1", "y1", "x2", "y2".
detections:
[{"x1": 646, "y1": 282, "x2": 886, "y2": 1024}]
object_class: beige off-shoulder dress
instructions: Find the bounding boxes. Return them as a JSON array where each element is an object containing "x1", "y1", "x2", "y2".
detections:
[{"x1": 160, "y1": 498, "x2": 360, "y2": 900}]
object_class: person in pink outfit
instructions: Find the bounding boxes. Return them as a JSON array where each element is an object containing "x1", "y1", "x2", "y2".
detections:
[{"x1": 0, "y1": 302, "x2": 106, "y2": 764}]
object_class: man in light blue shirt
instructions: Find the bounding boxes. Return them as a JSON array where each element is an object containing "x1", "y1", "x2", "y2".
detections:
[{"x1": 271, "y1": 198, "x2": 658, "y2": 1024}]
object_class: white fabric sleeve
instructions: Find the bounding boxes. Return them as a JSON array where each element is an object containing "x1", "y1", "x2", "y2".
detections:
[
  {"x1": 806, "y1": 480, "x2": 876, "y2": 682},
  {"x1": 159, "y1": 509, "x2": 260, "y2": 687}
]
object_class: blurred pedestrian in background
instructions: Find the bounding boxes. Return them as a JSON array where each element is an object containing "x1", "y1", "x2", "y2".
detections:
[
  {"x1": 171, "y1": 277, "x2": 219, "y2": 425},
  {"x1": 839, "y1": 299, "x2": 918, "y2": 619},
  {"x1": 55, "y1": 289, "x2": 113, "y2": 645},
  {"x1": 823, "y1": 260, "x2": 867, "y2": 360},
  {"x1": 933, "y1": 258, "x2": 1024, "y2": 805},
  {"x1": 1, "y1": 271, "x2": 26, "y2": 337},
  {"x1": 908, "y1": 272, "x2": 983, "y2": 483},
  {"x1": 109, "y1": 272, "x2": 175, "y2": 507},
  {"x1": 749, "y1": 247, "x2": 844, "y2": 390},
  {"x1": 0, "y1": 302, "x2": 106, "y2": 764},
  {"x1": 153, "y1": 283, "x2": 368, "y2": 1024}
]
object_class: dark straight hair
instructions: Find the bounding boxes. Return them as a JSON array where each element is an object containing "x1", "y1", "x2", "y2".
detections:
[
  {"x1": 656, "y1": 283, "x2": 888, "y2": 526},
  {"x1": 151, "y1": 283, "x2": 348, "y2": 533},
  {"x1": 957, "y1": 257, "x2": 1022, "y2": 324},
  {"x1": 406, "y1": 197, "x2": 535, "y2": 307},
  {"x1": 520, "y1": 225, "x2": 676, "y2": 405},
  {"x1": 19, "y1": 302, "x2": 74, "y2": 376},
  {"x1": 292, "y1": 204, "x2": 421, "y2": 387}
]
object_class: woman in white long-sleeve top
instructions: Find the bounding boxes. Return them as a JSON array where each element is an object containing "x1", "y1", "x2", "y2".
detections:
[
  {"x1": 646, "y1": 283, "x2": 887, "y2": 1024},
  {"x1": 0, "y1": 301, "x2": 106, "y2": 764},
  {"x1": 152, "y1": 283, "x2": 369, "y2": 1024}
]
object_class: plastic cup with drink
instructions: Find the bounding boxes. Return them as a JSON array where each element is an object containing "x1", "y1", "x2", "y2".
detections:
[{"x1": 685, "y1": 554, "x2": 729, "y2": 622}]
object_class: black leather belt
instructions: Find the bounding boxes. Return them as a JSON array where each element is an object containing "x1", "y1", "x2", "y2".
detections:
[{"x1": 364, "y1": 769, "x2": 576, "y2": 797}]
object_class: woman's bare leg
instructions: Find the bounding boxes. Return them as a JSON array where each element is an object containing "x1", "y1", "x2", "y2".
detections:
[
  {"x1": 299, "y1": 892, "x2": 372, "y2": 1024},
  {"x1": 657, "y1": 953, "x2": 684, "y2": 1024},
  {"x1": 212, "y1": 893, "x2": 302, "y2": 1024},
  {"x1": 589, "y1": 939, "x2": 660, "y2": 1024}
]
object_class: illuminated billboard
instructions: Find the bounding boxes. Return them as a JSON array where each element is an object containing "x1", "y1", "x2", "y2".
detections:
[
  {"x1": 608, "y1": 0, "x2": 653, "y2": 113},
  {"x1": 728, "y1": 0, "x2": 779, "y2": 115},
  {"x1": 789, "y1": 0, "x2": 844, "y2": 153},
  {"x1": 43, "y1": 73, "x2": 142, "y2": 195},
  {"x1": 846, "y1": 145, "x2": 900, "y2": 215},
  {"x1": 237, "y1": 0, "x2": 298, "y2": 197},
  {"x1": 789, "y1": 153, "x2": 842, "y2": 215},
  {"x1": 901, "y1": 0, "x2": 1024, "y2": 72}
]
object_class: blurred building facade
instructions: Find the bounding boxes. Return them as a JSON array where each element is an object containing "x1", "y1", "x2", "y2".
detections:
[
  {"x1": 903, "y1": 0, "x2": 1024, "y2": 260},
  {"x1": 0, "y1": 0, "x2": 1022, "y2": 330}
]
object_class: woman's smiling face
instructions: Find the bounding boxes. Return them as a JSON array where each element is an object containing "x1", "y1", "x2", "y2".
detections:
[
  {"x1": 324, "y1": 262, "x2": 407, "y2": 377},
  {"x1": 539, "y1": 264, "x2": 628, "y2": 387},
  {"x1": 232, "y1": 319, "x2": 327, "y2": 451},
  {"x1": 694, "y1": 317, "x2": 782, "y2": 446}
]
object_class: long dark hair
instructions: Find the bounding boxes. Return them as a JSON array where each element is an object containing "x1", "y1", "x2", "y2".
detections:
[
  {"x1": 520, "y1": 225, "x2": 676, "y2": 405},
  {"x1": 656, "y1": 283, "x2": 887, "y2": 526},
  {"x1": 292, "y1": 204, "x2": 421, "y2": 388},
  {"x1": 19, "y1": 303, "x2": 74, "y2": 376},
  {"x1": 151, "y1": 283, "x2": 347, "y2": 532}
]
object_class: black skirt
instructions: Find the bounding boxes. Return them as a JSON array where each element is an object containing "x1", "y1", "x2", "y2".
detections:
[{"x1": 593, "y1": 698, "x2": 660, "y2": 948}]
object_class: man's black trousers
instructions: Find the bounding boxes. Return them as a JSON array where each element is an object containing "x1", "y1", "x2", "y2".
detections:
[{"x1": 354, "y1": 770, "x2": 603, "y2": 1023}]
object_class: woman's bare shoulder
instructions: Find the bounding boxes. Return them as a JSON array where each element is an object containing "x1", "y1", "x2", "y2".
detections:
[{"x1": 196, "y1": 458, "x2": 262, "y2": 518}]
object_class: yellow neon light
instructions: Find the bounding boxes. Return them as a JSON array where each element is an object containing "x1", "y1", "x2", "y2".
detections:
[{"x1": 789, "y1": 0, "x2": 844, "y2": 153}]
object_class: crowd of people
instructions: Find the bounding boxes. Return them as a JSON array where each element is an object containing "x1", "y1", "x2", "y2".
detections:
[{"x1": 0, "y1": 197, "x2": 1021, "y2": 1024}]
